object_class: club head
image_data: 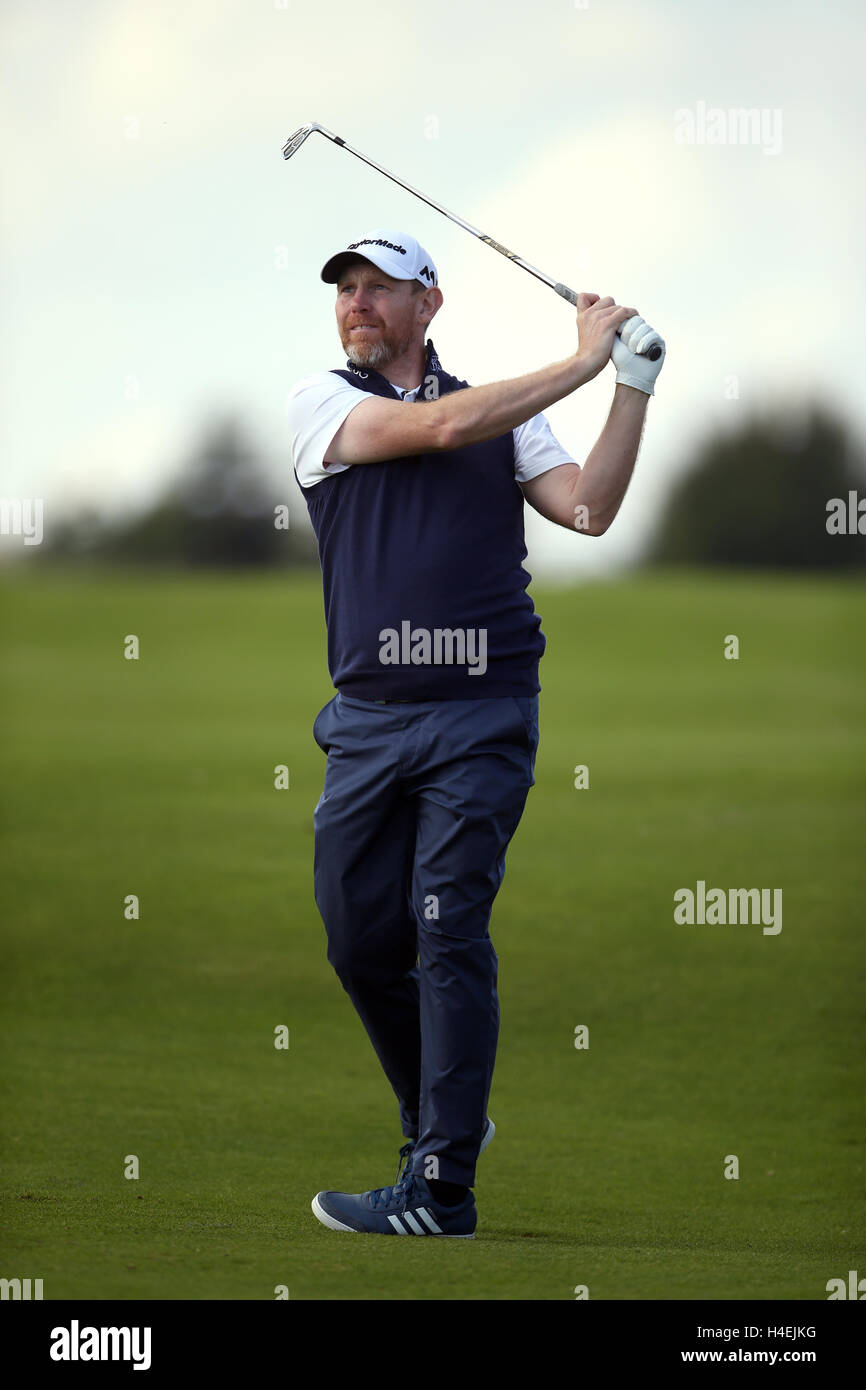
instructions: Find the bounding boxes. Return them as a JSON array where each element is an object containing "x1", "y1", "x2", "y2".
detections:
[{"x1": 282, "y1": 122, "x2": 321, "y2": 160}]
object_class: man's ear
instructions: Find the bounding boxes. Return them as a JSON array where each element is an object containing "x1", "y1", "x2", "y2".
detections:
[{"x1": 421, "y1": 286, "x2": 444, "y2": 327}]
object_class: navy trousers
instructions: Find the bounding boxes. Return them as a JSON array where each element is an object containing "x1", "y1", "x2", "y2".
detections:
[{"x1": 312, "y1": 691, "x2": 539, "y2": 1186}]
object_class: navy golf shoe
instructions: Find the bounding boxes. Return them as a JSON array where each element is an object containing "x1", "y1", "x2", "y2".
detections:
[{"x1": 312, "y1": 1171, "x2": 476, "y2": 1238}]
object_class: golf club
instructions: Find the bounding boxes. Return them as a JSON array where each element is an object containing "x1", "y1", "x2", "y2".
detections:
[{"x1": 282, "y1": 121, "x2": 663, "y2": 361}]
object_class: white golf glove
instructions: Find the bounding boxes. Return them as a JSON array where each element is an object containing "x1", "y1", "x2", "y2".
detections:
[{"x1": 611, "y1": 316, "x2": 666, "y2": 395}]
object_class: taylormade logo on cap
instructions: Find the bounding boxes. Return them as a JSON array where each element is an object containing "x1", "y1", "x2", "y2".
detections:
[
  {"x1": 320, "y1": 228, "x2": 438, "y2": 288},
  {"x1": 347, "y1": 237, "x2": 407, "y2": 254}
]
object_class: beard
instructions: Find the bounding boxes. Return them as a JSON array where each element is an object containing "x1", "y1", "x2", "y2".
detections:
[{"x1": 341, "y1": 321, "x2": 415, "y2": 369}]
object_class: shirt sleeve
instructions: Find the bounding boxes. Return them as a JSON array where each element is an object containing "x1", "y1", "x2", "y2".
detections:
[
  {"x1": 286, "y1": 372, "x2": 368, "y2": 488},
  {"x1": 512, "y1": 412, "x2": 575, "y2": 483}
]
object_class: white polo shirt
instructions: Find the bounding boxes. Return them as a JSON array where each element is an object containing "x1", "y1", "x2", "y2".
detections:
[{"x1": 287, "y1": 371, "x2": 575, "y2": 489}]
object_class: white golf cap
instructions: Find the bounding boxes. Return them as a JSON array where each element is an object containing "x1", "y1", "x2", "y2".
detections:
[{"x1": 320, "y1": 228, "x2": 438, "y2": 288}]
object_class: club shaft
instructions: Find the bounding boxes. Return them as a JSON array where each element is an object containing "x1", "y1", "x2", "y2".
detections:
[{"x1": 285, "y1": 123, "x2": 661, "y2": 360}]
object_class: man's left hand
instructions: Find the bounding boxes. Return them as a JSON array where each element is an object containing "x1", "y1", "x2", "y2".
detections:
[{"x1": 611, "y1": 316, "x2": 666, "y2": 395}]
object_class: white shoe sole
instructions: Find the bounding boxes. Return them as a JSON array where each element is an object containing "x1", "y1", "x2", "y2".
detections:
[{"x1": 311, "y1": 1194, "x2": 357, "y2": 1233}]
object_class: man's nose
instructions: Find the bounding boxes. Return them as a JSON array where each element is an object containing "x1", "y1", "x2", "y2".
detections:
[{"x1": 347, "y1": 284, "x2": 373, "y2": 310}]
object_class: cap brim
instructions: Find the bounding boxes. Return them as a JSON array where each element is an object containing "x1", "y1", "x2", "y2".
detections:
[{"x1": 320, "y1": 249, "x2": 414, "y2": 283}]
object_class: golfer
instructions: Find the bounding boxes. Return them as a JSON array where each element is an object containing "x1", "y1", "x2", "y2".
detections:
[{"x1": 286, "y1": 228, "x2": 665, "y2": 1237}]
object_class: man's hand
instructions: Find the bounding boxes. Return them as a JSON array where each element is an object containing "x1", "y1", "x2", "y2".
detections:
[
  {"x1": 611, "y1": 316, "x2": 666, "y2": 395},
  {"x1": 576, "y1": 293, "x2": 638, "y2": 380}
]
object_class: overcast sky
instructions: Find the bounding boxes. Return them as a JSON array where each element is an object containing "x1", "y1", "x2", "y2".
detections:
[{"x1": 2, "y1": 0, "x2": 864, "y2": 575}]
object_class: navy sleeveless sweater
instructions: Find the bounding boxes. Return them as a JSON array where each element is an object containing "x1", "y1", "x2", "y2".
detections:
[{"x1": 296, "y1": 339, "x2": 545, "y2": 700}]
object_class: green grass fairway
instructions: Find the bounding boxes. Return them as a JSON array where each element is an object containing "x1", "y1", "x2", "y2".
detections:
[{"x1": 2, "y1": 566, "x2": 864, "y2": 1300}]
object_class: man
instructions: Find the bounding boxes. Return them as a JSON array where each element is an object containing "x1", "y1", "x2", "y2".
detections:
[{"x1": 286, "y1": 228, "x2": 665, "y2": 1238}]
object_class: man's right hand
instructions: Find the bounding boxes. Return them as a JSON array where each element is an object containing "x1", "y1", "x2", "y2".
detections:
[{"x1": 576, "y1": 293, "x2": 639, "y2": 380}]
